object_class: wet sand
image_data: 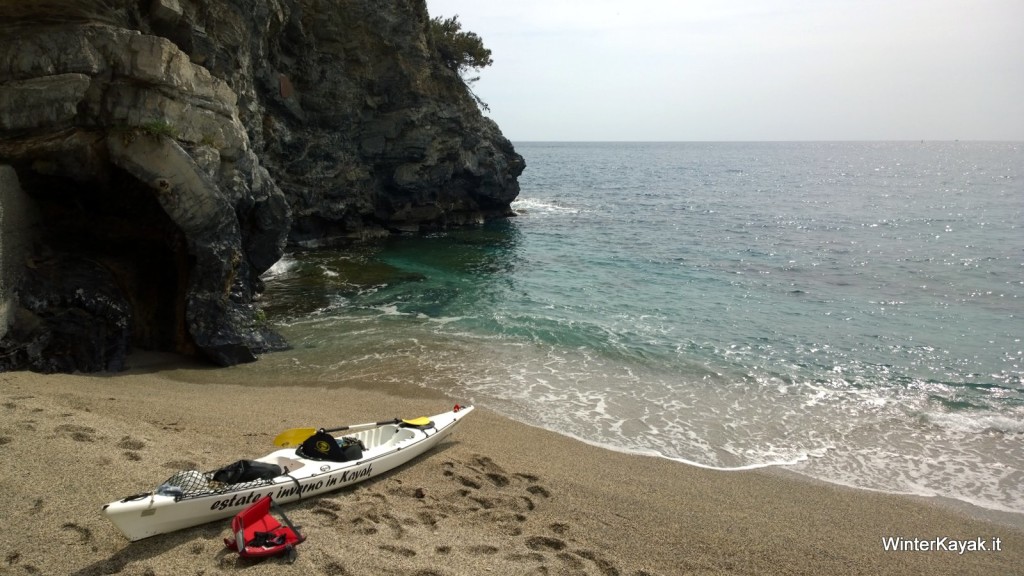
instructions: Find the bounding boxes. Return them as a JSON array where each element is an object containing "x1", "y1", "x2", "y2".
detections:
[{"x1": 1, "y1": 354, "x2": 1021, "y2": 575}]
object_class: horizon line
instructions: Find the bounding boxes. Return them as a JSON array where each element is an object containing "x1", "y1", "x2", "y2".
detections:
[{"x1": 509, "y1": 139, "x2": 1023, "y2": 144}]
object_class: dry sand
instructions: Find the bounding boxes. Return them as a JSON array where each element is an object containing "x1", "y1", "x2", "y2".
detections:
[{"x1": 1, "y1": 354, "x2": 1021, "y2": 576}]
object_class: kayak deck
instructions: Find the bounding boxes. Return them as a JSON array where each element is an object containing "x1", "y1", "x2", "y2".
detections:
[{"x1": 159, "y1": 423, "x2": 422, "y2": 501}]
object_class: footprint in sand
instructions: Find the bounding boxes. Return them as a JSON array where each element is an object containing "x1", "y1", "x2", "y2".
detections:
[
  {"x1": 311, "y1": 498, "x2": 344, "y2": 522},
  {"x1": 526, "y1": 485, "x2": 551, "y2": 498},
  {"x1": 4, "y1": 551, "x2": 42, "y2": 575},
  {"x1": 150, "y1": 419, "x2": 185, "y2": 433},
  {"x1": 61, "y1": 522, "x2": 92, "y2": 544},
  {"x1": 550, "y1": 522, "x2": 569, "y2": 535},
  {"x1": 521, "y1": 531, "x2": 624, "y2": 576},
  {"x1": 54, "y1": 424, "x2": 98, "y2": 442},
  {"x1": 575, "y1": 549, "x2": 621, "y2": 576},
  {"x1": 525, "y1": 535, "x2": 567, "y2": 552},
  {"x1": 321, "y1": 560, "x2": 349, "y2": 575},
  {"x1": 417, "y1": 510, "x2": 446, "y2": 529},
  {"x1": 451, "y1": 455, "x2": 553, "y2": 507},
  {"x1": 433, "y1": 455, "x2": 557, "y2": 541},
  {"x1": 378, "y1": 543, "x2": 416, "y2": 557},
  {"x1": 117, "y1": 435, "x2": 146, "y2": 461},
  {"x1": 117, "y1": 436, "x2": 145, "y2": 450},
  {"x1": 485, "y1": 472, "x2": 510, "y2": 487},
  {"x1": 328, "y1": 454, "x2": 603, "y2": 574},
  {"x1": 467, "y1": 544, "x2": 500, "y2": 555}
]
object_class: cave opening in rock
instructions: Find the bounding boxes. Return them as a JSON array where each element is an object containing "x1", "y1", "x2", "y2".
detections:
[{"x1": 23, "y1": 165, "x2": 195, "y2": 357}]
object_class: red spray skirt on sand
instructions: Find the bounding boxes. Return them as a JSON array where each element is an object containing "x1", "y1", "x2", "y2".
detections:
[{"x1": 223, "y1": 496, "x2": 304, "y2": 562}]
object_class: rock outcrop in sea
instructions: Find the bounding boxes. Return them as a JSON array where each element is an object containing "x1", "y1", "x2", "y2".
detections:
[{"x1": 0, "y1": 0, "x2": 525, "y2": 372}]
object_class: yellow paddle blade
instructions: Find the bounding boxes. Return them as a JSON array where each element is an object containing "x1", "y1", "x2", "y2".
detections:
[
  {"x1": 402, "y1": 417, "x2": 432, "y2": 427},
  {"x1": 273, "y1": 427, "x2": 317, "y2": 448}
]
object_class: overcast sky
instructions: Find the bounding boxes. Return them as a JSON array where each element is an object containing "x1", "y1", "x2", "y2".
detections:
[{"x1": 425, "y1": 0, "x2": 1024, "y2": 141}]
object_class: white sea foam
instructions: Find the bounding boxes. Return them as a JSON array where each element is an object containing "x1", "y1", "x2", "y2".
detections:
[
  {"x1": 924, "y1": 410, "x2": 1024, "y2": 435},
  {"x1": 446, "y1": 353, "x2": 1024, "y2": 516},
  {"x1": 374, "y1": 304, "x2": 405, "y2": 316},
  {"x1": 262, "y1": 254, "x2": 297, "y2": 278},
  {"x1": 511, "y1": 197, "x2": 580, "y2": 215},
  {"x1": 426, "y1": 315, "x2": 468, "y2": 326}
]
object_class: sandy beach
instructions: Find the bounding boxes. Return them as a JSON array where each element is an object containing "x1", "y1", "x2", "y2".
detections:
[{"x1": 1, "y1": 354, "x2": 1021, "y2": 576}]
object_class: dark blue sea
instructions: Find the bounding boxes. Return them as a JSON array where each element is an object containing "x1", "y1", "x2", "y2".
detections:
[{"x1": 260, "y1": 142, "x2": 1023, "y2": 516}]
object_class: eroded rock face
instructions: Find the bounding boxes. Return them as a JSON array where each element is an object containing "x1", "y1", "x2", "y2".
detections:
[
  {"x1": 0, "y1": 0, "x2": 523, "y2": 372},
  {"x1": 0, "y1": 5, "x2": 289, "y2": 370},
  {"x1": 169, "y1": 0, "x2": 526, "y2": 246}
]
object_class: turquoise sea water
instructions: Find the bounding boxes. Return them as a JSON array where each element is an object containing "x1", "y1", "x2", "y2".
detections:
[{"x1": 260, "y1": 142, "x2": 1023, "y2": 515}]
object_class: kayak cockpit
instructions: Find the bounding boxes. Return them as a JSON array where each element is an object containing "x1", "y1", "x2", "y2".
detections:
[
  {"x1": 251, "y1": 453, "x2": 306, "y2": 474},
  {"x1": 351, "y1": 424, "x2": 418, "y2": 452}
]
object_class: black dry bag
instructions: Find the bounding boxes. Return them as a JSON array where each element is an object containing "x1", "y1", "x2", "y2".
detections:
[
  {"x1": 213, "y1": 460, "x2": 283, "y2": 484},
  {"x1": 297, "y1": 432, "x2": 364, "y2": 462}
]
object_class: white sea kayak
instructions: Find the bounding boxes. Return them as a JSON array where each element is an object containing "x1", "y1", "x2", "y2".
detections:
[{"x1": 103, "y1": 405, "x2": 473, "y2": 541}]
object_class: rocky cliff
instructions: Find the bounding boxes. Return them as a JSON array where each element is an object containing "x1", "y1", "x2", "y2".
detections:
[{"x1": 0, "y1": 0, "x2": 524, "y2": 372}]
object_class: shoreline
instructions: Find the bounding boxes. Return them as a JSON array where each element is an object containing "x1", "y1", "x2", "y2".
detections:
[
  {"x1": 760, "y1": 465, "x2": 1024, "y2": 532},
  {"x1": 541, "y1": 420, "x2": 1024, "y2": 532},
  {"x1": 505, "y1": 411, "x2": 1024, "y2": 531},
  {"x1": 1, "y1": 356, "x2": 1021, "y2": 575}
]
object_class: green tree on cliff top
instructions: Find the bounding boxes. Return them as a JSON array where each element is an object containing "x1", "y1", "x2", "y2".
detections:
[
  {"x1": 429, "y1": 15, "x2": 492, "y2": 76},
  {"x1": 429, "y1": 15, "x2": 493, "y2": 111}
]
